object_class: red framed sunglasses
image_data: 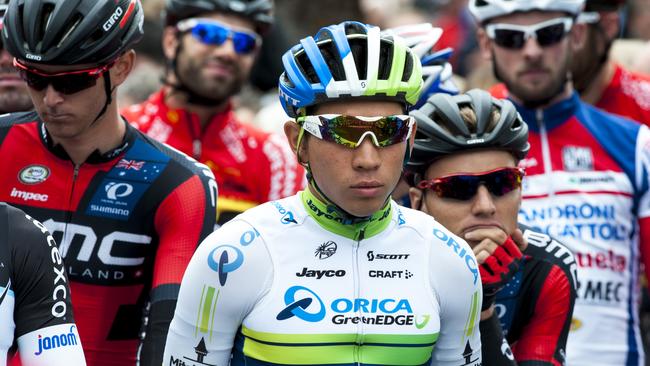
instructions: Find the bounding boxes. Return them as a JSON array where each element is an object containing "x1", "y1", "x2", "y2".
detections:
[
  {"x1": 13, "y1": 58, "x2": 115, "y2": 95},
  {"x1": 417, "y1": 167, "x2": 525, "y2": 201}
]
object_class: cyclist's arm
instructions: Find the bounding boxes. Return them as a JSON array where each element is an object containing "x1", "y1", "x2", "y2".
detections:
[
  {"x1": 637, "y1": 125, "x2": 650, "y2": 291},
  {"x1": 138, "y1": 173, "x2": 217, "y2": 365},
  {"x1": 480, "y1": 311, "x2": 517, "y2": 365},
  {"x1": 162, "y1": 219, "x2": 272, "y2": 366},
  {"x1": 511, "y1": 265, "x2": 575, "y2": 366},
  {"x1": 10, "y1": 208, "x2": 86, "y2": 365},
  {"x1": 430, "y1": 230, "x2": 482, "y2": 365}
]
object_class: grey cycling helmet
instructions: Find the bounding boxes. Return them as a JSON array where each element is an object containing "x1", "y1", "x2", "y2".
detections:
[
  {"x1": 408, "y1": 89, "x2": 530, "y2": 172},
  {"x1": 164, "y1": 0, "x2": 273, "y2": 33},
  {"x1": 3, "y1": 0, "x2": 144, "y2": 65}
]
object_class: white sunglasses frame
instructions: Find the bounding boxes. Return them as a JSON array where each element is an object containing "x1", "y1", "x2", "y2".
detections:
[
  {"x1": 300, "y1": 114, "x2": 415, "y2": 148},
  {"x1": 485, "y1": 17, "x2": 574, "y2": 48}
]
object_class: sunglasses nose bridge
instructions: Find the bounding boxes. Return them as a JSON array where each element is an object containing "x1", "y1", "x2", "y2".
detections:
[
  {"x1": 355, "y1": 131, "x2": 381, "y2": 148},
  {"x1": 470, "y1": 184, "x2": 497, "y2": 214}
]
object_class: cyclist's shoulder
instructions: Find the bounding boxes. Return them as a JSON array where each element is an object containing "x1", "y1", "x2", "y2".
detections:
[
  {"x1": 237, "y1": 194, "x2": 305, "y2": 229},
  {"x1": 129, "y1": 125, "x2": 214, "y2": 179},
  {"x1": 0, "y1": 110, "x2": 40, "y2": 129},
  {"x1": 519, "y1": 223, "x2": 578, "y2": 288},
  {"x1": 394, "y1": 204, "x2": 459, "y2": 239},
  {"x1": 121, "y1": 90, "x2": 166, "y2": 128}
]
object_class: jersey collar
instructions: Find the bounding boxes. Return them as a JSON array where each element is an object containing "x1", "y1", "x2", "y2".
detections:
[
  {"x1": 510, "y1": 92, "x2": 580, "y2": 132},
  {"x1": 300, "y1": 188, "x2": 392, "y2": 241},
  {"x1": 38, "y1": 118, "x2": 136, "y2": 164}
]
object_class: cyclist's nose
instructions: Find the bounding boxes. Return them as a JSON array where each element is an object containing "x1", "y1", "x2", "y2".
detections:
[
  {"x1": 212, "y1": 37, "x2": 238, "y2": 60},
  {"x1": 43, "y1": 84, "x2": 64, "y2": 107},
  {"x1": 522, "y1": 37, "x2": 544, "y2": 59},
  {"x1": 352, "y1": 137, "x2": 381, "y2": 171},
  {"x1": 471, "y1": 185, "x2": 497, "y2": 217}
]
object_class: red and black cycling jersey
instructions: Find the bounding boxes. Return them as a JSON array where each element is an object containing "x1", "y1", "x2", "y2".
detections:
[
  {"x1": 492, "y1": 225, "x2": 578, "y2": 365},
  {"x1": 0, "y1": 203, "x2": 86, "y2": 365},
  {"x1": 0, "y1": 111, "x2": 217, "y2": 366}
]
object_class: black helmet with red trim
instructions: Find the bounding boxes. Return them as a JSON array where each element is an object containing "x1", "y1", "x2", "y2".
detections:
[{"x1": 2, "y1": 0, "x2": 144, "y2": 65}]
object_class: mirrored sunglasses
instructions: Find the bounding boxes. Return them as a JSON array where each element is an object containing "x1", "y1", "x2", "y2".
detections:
[
  {"x1": 177, "y1": 18, "x2": 260, "y2": 55},
  {"x1": 13, "y1": 58, "x2": 114, "y2": 95},
  {"x1": 417, "y1": 167, "x2": 525, "y2": 201},
  {"x1": 297, "y1": 114, "x2": 414, "y2": 149}
]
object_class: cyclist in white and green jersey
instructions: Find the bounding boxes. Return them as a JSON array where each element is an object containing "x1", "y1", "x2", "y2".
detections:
[{"x1": 162, "y1": 21, "x2": 482, "y2": 366}]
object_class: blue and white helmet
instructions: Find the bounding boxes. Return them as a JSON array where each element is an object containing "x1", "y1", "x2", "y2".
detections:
[
  {"x1": 278, "y1": 21, "x2": 423, "y2": 118},
  {"x1": 383, "y1": 23, "x2": 459, "y2": 109}
]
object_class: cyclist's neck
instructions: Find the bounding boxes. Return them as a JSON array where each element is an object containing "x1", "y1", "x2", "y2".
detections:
[
  {"x1": 164, "y1": 85, "x2": 230, "y2": 129},
  {"x1": 300, "y1": 186, "x2": 392, "y2": 241},
  {"x1": 45, "y1": 108, "x2": 126, "y2": 165},
  {"x1": 578, "y1": 60, "x2": 616, "y2": 106},
  {"x1": 509, "y1": 82, "x2": 573, "y2": 110}
]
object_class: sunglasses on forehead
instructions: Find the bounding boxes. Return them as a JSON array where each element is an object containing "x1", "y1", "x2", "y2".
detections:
[
  {"x1": 297, "y1": 114, "x2": 414, "y2": 149},
  {"x1": 485, "y1": 17, "x2": 573, "y2": 50},
  {"x1": 13, "y1": 58, "x2": 115, "y2": 95},
  {"x1": 417, "y1": 167, "x2": 525, "y2": 201},
  {"x1": 176, "y1": 18, "x2": 261, "y2": 55}
]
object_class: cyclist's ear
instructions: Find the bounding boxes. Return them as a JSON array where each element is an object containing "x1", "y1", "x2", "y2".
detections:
[
  {"x1": 111, "y1": 50, "x2": 136, "y2": 87},
  {"x1": 476, "y1": 27, "x2": 492, "y2": 61},
  {"x1": 570, "y1": 22, "x2": 587, "y2": 49},
  {"x1": 284, "y1": 120, "x2": 308, "y2": 166},
  {"x1": 162, "y1": 26, "x2": 179, "y2": 61},
  {"x1": 408, "y1": 186, "x2": 425, "y2": 212}
]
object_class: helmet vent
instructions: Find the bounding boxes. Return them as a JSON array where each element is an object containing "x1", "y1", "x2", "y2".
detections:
[
  {"x1": 402, "y1": 54, "x2": 413, "y2": 82},
  {"x1": 377, "y1": 40, "x2": 393, "y2": 80},
  {"x1": 56, "y1": 13, "x2": 83, "y2": 49},
  {"x1": 349, "y1": 38, "x2": 367, "y2": 80}
]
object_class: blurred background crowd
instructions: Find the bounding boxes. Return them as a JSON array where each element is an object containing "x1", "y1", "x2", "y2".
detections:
[{"x1": 124, "y1": 0, "x2": 650, "y2": 135}]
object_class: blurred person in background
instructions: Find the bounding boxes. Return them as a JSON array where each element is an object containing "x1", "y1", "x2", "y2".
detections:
[
  {"x1": 625, "y1": 0, "x2": 650, "y2": 39},
  {"x1": 0, "y1": 0, "x2": 32, "y2": 114},
  {"x1": 122, "y1": 0, "x2": 304, "y2": 225},
  {"x1": 572, "y1": 0, "x2": 650, "y2": 126},
  {"x1": 470, "y1": 0, "x2": 650, "y2": 364}
]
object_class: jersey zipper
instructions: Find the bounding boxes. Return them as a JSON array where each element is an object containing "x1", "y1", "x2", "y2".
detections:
[
  {"x1": 62, "y1": 164, "x2": 80, "y2": 250},
  {"x1": 537, "y1": 109, "x2": 555, "y2": 198},
  {"x1": 185, "y1": 110, "x2": 202, "y2": 159},
  {"x1": 353, "y1": 229, "x2": 365, "y2": 364}
]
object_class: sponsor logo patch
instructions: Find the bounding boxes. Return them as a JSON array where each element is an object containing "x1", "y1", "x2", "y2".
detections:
[
  {"x1": 207, "y1": 245, "x2": 244, "y2": 286},
  {"x1": 18, "y1": 165, "x2": 50, "y2": 184},
  {"x1": 86, "y1": 180, "x2": 149, "y2": 220},
  {"x1": 34, "y1": 325, "x2": 78, "y2": 356},
  {"x1": 10, "y1": 187, "x2": 48, "y2": 202},
  {"x1": 169, "y1": 337, "x2": 216, "y2": 366},
  {"x1": 315, "y1": 241, "x2": 337, "y2": 259},
  {"x1": 367, "y1": 250, "x2": 410, "y2": 261},
  {"x1": 277, "y1": 286, "x2": 427, "y2": 328},
  {"x1": 562, "y1": 146, "x2": 593, "y2": 171},
  {"x1": 296, "y1": 267, "x2": 346, "y2": 279}
]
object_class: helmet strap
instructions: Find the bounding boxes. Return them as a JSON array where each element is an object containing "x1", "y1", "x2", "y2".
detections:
[{"x1": 92, "y1": 72, "x2": 113, "y2": 124}]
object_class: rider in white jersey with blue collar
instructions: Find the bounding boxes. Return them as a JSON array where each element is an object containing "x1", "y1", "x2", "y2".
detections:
[{"x1": 163, "y1": 21, "x2": 482, "y2": 366}]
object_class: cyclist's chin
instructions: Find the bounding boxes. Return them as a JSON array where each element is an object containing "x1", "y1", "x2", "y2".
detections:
[{"x1": 340, "y1": 194, "x2": 388, "y2": 218}]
